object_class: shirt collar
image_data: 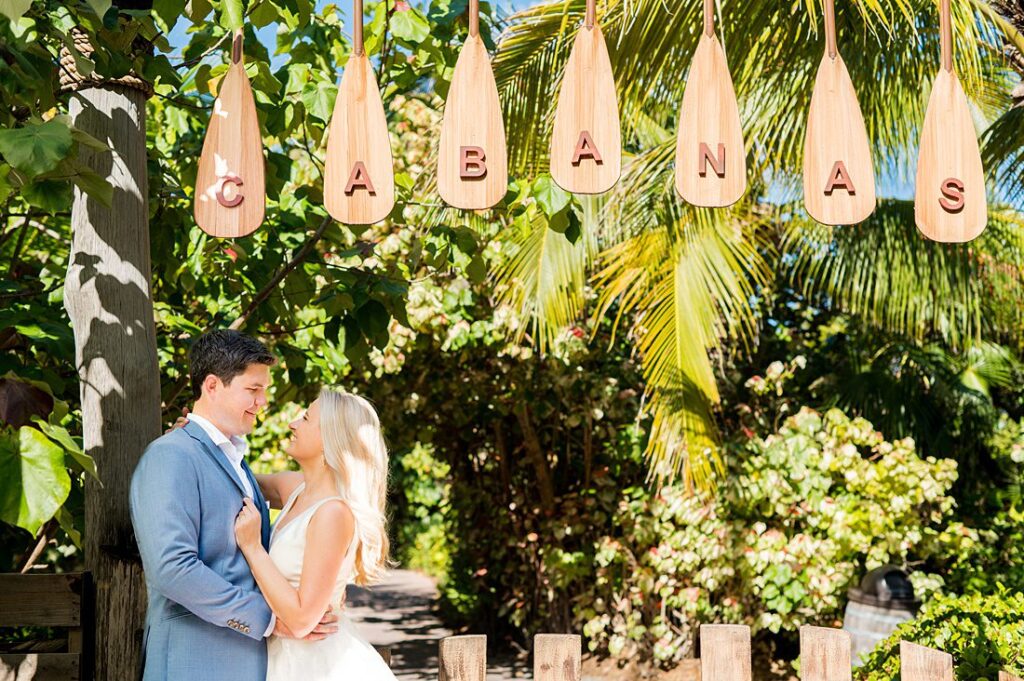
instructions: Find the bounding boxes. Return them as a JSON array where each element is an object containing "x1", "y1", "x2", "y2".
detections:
[{"x1": 188, "y1": 412, "x2": 249, "y2": 462}]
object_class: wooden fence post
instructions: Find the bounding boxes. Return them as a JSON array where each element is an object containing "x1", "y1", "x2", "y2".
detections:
[
  {"x1": 901, "y1": 641, "x2": 953, "y2": 681},
  {"x1": 534, "y1": 634, "x2": 581, "y2": 681},
  {"x1": 800, "y1": 626, "x2": 852, "y2": 681},
  {"x1": 438, "y1": 635, "x2": 487, "y2": 681},
  {"x1": 699, "y1": 624, "x2": 751, "y2": 681}
]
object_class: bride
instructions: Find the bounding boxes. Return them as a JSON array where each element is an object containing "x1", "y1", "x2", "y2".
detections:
[{"x1": 232, "y1": 388, "x2": 398, "y2": 681}]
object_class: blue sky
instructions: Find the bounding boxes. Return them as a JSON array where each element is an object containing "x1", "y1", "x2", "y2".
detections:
[{"x1": 166, "y1": 0, "x2": 536, "y2": 67}]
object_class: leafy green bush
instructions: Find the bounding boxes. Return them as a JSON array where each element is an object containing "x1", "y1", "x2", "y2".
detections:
[
  {"x1": 855, "y1": 590, "x2": 1024, "y2": 681},
  {"x1": 578, "y1": 407, "x2": 963, "y2": 666}
]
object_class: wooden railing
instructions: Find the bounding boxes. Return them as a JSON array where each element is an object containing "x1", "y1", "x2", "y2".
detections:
[
  {"x1": 426, "y1": 626, "x2": 1024, "y2": 681},
  {"x1": 3, "y1": 573, "x2": 1022, "y2": 681}
]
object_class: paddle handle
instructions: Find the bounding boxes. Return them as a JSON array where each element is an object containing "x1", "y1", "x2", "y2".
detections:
[
  {"x1": 586, "y1": 0, "x2": 596, "y2": 30},
  {"x1": 470, "y1": 0, "x2": 479, "y2": 37},
  {"x1": 703, "y1": 0, "x2": 714, "y2": 37},
  {"x1": 354, "y1": 0, "x2": 364, "y2": 56},
  {"x1": 824, "y1": 0, "x2": 837, "y2": 59},
  {"x1": 231, "y1": 28, "x2": 243, "y2": 64},
  {"x1": 940, "y1": 0, "x2": 952, "y2": 72}
]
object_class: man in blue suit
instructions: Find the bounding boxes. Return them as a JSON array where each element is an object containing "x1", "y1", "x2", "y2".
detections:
[{"x1": 130, "y1": 330, "x2": 336, "y2": 681}]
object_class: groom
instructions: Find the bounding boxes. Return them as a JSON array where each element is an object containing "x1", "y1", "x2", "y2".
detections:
[{"x1": 130, "y1": 330, "x2": 337, "y2": 681}]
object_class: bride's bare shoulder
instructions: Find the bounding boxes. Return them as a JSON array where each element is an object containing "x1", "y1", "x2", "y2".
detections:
[{"x1": 307, "y1": 499, "x2": 355, "y2": 537}]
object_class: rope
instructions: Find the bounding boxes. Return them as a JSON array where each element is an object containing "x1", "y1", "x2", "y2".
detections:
[{"x1": 58, "y1": 27, "x2": 153, "y2": 97}]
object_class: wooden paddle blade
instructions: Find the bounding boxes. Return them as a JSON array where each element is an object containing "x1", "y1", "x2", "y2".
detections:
[
  {"x1": 550, "y1": 23, "x2": 621, "y2": 194},
  {"x1": 438, "y1": 35, "x2": 508, "y2": 210},
  {"x1": 675, "y1": 33, "x2": 746, "y2": 207},
  {"x1": 803, "y1": 53, "x2": 876, "y2": 225},
  {"x1": 194, "y1": 62, "x2": 265, "y2": 238},
  {"x1": 915, "y1": 69, "x2": 987, "y2": 242},
  {"x1": 325, "y1": 54, "x2": 395, "y2": 225}
]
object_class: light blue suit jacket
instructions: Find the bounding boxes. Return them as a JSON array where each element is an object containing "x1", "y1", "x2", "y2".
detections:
[{"x1": 130, "y1": 420, "x2": 273, "y2": 681}]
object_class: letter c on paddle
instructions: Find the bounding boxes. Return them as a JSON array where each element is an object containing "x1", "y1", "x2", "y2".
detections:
[{"x1": 216, "y1": 174, "x2": 245, "y2": 208}]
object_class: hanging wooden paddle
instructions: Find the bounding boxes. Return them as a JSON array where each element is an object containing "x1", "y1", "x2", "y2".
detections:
[
  {"x1": 325, "y1": 0, "x2": 395, "y2": 225},
  {"x1": 438, "y1": 0, "x2": 508, "y2": 210},
  {"x1": 803, "y1": 0, "x2": 875, "y2": 225},
  {"x1": 549, "y1": 0, "x2": 620, "y2": 194},
  {"x1": 194, "y1": 29, "x2": 265, "y2": 238},
  {"x1": 674, "y1": 0, "x2": 746, "y2": 207},
  {"x1": 914, "y1": 0, "x2": 986, "y2": 242}
]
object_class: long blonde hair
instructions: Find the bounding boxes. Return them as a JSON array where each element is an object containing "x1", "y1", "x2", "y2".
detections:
[{"x1": 318, "y1": 388, "x2": 393, "y2": 586}]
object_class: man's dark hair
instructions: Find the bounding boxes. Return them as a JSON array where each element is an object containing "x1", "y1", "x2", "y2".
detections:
[{"x1": 189, "y1": 330, "x2": 276, "y2": 399}]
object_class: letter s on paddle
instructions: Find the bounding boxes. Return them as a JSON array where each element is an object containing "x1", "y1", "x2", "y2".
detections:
[{"x1": 939, "y1": 177, "x2": 965, "y2": 213}]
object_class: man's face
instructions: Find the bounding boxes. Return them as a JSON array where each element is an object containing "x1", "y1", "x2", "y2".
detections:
[{"x1": 204, "y1": 363, "x2": 271, "y2": 437}]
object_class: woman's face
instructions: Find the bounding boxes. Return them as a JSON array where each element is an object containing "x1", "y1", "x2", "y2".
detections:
[{"x1": 285, "y1": 398, "x2": 322, "y2": 463}]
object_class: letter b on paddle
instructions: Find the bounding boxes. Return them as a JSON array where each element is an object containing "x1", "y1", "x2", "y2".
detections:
[{"x1": 459, "y1": 146, "x2": 488, "y2": 179}]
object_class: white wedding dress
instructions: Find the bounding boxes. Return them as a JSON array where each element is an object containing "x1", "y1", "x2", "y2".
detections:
[{"x1": 266, "y1": 484, "x2": 397, "y2": 681}]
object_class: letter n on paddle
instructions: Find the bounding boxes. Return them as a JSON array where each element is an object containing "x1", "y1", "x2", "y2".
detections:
[{"x1": 698, "y1": 143, "x2": 726, "y2": 178}]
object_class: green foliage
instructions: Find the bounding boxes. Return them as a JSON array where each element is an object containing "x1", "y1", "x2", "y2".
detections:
[
  {"x1": 855, "y1": 591, "x2": 1024, "y2": 681},
  {"x1": 578, "y1": 405, "x2": 963, "y2": 665},
  {"x1": 392, "y1": 443, "x2": 451, "y2": 578}
]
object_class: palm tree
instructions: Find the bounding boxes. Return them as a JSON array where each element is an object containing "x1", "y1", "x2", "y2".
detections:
[{"x1": 486, "y1": 0, "x2": 1024, "y2": 490}]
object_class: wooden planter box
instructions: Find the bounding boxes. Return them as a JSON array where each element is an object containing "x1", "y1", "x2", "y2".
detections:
[{"x1": 0, "y1": 572, "x2": 93, "y2": 681}]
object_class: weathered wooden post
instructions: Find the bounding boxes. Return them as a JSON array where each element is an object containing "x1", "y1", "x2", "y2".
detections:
[{"x1": 60, "y1": 22, "x2": 160, "y2": 681}]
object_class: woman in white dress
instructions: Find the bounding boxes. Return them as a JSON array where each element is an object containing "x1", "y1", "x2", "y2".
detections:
[{"x1": 233, "y1": 388, "x2": 398, "y2": 681}]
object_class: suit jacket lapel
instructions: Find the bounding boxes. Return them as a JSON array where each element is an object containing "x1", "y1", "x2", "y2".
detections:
[
  {"x1": 240, "y1": 460, "x2": 272, "y2": 550},
  {"x1": 183, "y1": 421, "x2": 247, "y2": 497}
]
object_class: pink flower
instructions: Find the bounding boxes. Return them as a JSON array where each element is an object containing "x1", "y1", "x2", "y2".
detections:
[{"x1": 395, "y1": 0, "x2": 410, "y2": 10}]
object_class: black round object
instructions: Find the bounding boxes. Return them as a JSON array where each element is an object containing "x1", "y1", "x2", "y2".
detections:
[{"x1": 847, "y1": 565, "x2": 920, "y2": 608}]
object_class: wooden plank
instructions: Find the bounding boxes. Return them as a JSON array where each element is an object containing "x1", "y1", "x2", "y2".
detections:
[
  {"x1": 999, "y1": 672, "x2": 1023, "y2": 681},
  {"x1": 800, "y1": 626, "x2": 851, "y2": 681},
  {"x1": 901, "y1": 641, "x2": 953, "y2": 681},
  {"x1": 0, "y1": 653, "x2": 81, "y2": 681},
  {"x1": 373, "y1": 645, "x2": 391, "y2": 667},
  {"x1": 700, "y1": 624, "x2": 751, "y2": 681},
  {"x1": 0, "y1": 574, "x2": 84, "y2": 627},
  {"x1": 438, "y1": 634, "x2": 487, "y2": 681},
  {"x1": 534, "y1": 634, "x2": 581, "y2": 681}
]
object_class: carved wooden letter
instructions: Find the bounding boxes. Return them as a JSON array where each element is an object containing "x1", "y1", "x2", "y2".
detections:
[
  {"x1": 571, "y1": 131, "x2": 604, "y2": 166},
  {"x1": 460, "y1": 146, "x2": 487, "y2": 179},
  {"x1": 938, "y1": 177, "x2": 965, "y2": 213},
  {"x1": 344, "y1": 162, "x2": 377, "y2": 195},
  {"x1": 215, "y1": 174, "x2": 244, "y2": 208},
  {"x1": 824, "y1": 161, "x2": 856, "y2": 195},
  {"x1": 698, "y1": 143, "x2": 726, "y2": 178}
]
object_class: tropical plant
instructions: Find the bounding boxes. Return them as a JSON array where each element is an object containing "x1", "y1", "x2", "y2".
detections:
[{"x1": 486, "y1": 0, "x2": 1024, "y2": 489}]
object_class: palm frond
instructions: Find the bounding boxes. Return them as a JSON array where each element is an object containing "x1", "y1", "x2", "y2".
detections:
[
  {"x1": 782, "y1": 200, "x2": 1024, "y2": 348},
  {"x1": 593, "y1": 209, "x2": 773, "y2": 490},
  {"x1": 493, "y1": 203, "x2": 599, "y2": 352}
]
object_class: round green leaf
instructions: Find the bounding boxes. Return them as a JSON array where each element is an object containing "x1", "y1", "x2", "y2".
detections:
[
  {"x1": 0, "y1": 426, "x2": 71, "y2": 536},
  {"x1": 0, "y1": 119, "x2": 73, "y2": 178}
]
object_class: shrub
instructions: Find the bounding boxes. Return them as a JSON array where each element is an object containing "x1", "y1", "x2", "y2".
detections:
[
  {"x1": 578, "y1": 407, "x2": 964, "y2": 666},
  {"x1": 855, "y1": 590, "x2": 1024, "y2": 681}
]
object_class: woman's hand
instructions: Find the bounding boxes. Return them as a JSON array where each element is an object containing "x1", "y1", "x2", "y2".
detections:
[
  {"x1": 165, "y1": 407, "x2": 190, "y2": 435},
  {"x1": 234, "y1": 498, "x2": 263, "y2": 554}
]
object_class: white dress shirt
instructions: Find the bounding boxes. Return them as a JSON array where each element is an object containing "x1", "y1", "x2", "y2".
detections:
[
  {"x1": 187, "y1": 412, "x2": 276, "y2": 637},
  {"x1": 187, "y1": 412, "x2": 255, "y2": 499}
]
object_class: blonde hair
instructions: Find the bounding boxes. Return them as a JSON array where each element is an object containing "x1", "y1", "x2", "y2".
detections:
[{"x1": 318, "y1": 388, "x2": 393, "y2": 586}]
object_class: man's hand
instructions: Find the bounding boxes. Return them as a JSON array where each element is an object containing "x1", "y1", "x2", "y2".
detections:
[
  {"x1": 272, "y1": 607, "x2": 341, "y2": 641},
  {"x1": 306, "y1": 608, "x2": 340, "y2": 640}
]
